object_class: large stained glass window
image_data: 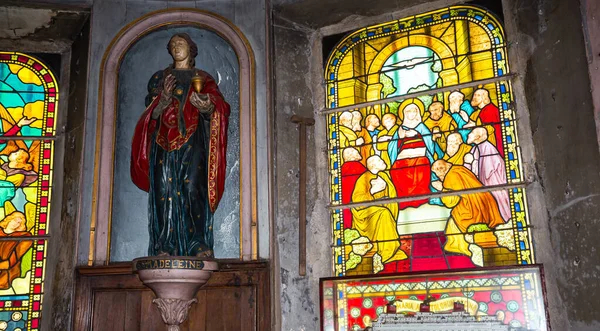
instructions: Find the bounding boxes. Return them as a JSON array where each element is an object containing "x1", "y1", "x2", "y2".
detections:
[
  {"x1": 325, "y1": 6, "x2": 533, "y2": 276},
  {"x1": 0, "y1": 52, "x2": 57, "y2": 330}
]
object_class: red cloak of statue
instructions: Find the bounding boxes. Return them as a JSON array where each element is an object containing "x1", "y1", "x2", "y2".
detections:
[{"x1": 131, "y1": 70, "x2": 230, "y2": 212}]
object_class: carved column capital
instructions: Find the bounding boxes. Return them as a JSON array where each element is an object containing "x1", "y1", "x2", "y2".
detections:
[{"x1": 152, "y1": 298, "x2": 198, "y2": 331}]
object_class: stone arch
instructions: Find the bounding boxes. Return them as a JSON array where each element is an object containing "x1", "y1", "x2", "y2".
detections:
[{"x1": 90, "y1": 8, "x2": 256, "y2": 265}]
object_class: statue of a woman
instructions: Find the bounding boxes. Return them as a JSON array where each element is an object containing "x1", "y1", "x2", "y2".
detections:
[{"x1": 131, "y1": 33, "x2": 230, "y2": 258}]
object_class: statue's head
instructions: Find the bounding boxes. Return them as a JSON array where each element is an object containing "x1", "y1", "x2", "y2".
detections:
[{"x1": 167, "y1": 33, "x2": 198, "y2": 67}]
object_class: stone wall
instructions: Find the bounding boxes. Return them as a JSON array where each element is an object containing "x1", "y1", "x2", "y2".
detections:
[{"x1": 271, "y1": 0, "x2": 600, "y2": 330}]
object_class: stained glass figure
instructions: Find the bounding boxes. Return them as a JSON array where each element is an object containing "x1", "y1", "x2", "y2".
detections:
[
  {"x1": 0, "y1": 52, "x2": 58, "y2": 330},
  {"x1": 325, "y1": 6, "x2": 532, "y2": 276},
  {"x1": 320, "y1": 265, "x2": 549, "y2": 331}
]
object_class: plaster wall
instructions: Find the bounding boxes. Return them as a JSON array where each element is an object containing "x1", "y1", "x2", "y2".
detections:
[
  {"x1": 272, "y1": 0, "x2": 600, "y2": 330},
  {"x1": 582, "y1": 0, "x2": 600, "y2": 154},
  {"x1": 76, "y1": 0, "x2": 270, "y2": 264}
]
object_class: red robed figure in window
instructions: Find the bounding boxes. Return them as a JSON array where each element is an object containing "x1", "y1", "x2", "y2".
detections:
[{"x1": 131, "y1": 33, "x2": 230, "y2": 257}]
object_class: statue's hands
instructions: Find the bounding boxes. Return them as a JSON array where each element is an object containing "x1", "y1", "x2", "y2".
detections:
[
  {"x1": 152, "y1": 75, "x2": 176, "y2": 119},
  {"x1": 162, "y1": 74, "x2": 176, "y2": 99},
  {"x1": 190, "y1": 92, "x2": 214, "y2": 114}
]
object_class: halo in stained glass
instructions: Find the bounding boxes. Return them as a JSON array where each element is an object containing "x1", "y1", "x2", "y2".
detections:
[{"x1": 0, "y1": 52, "x2": 58, "y2": 331}]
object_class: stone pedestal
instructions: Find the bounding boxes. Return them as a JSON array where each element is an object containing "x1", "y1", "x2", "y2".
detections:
[{"x1": 133, "y1": 256, "x2": 218, "y2": 331}]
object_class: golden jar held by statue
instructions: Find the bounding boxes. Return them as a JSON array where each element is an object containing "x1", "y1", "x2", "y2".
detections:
[{"x1": 191, "y1": 74, "x2": 204, "y2": 93}]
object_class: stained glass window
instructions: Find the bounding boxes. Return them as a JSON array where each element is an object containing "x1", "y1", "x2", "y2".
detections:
[
  {"x1": 320, "y1": 265, "x2": 548, "y2": 331},
  {"x1": 325, "y1": 6, "x2": 533, "y2": 276},
  {"x1": 0, "y1": 52, "x2": 58, "y2": 330}
]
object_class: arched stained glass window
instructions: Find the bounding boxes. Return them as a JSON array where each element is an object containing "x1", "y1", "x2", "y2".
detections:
[
  {"x1": 325, "y1": 6, "x2": 533, "y2": 277},
  {"x1": 0, "y1": 52, "x2": 58, "y2": 330}
]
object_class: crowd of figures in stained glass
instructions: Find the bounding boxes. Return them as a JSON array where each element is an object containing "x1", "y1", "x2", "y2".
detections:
[
  {"x1": 0, "y1": 52, "x2": 57, "y2": 331},
  {"x1": 326, "y1": 6, "x2": 533, "y2": 277}
]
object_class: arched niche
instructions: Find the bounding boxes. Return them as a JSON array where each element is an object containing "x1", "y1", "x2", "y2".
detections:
[{"x1": 90, "y1": 9, "x2": 257, "y2": 265}]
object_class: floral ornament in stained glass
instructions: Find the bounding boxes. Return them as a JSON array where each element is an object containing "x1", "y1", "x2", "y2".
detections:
[
  {"x1": 510, "y1": 320, "x2": 522, "y2": 328},
  {"x1": 350, "y1": 307, "x2": 361, "y2": 318},
  {"x1": 507, "y1": 300, "x2": 519, "y2": 313},
  {"x1": 491, "y1": 291, "x2": 503, "y2": 303},
  {"x1": 324, "y1": 309, "x2": 334, "y2": 319},
  {"x1": 0, "y1": 321, "x2": 6, "y2": 331},
  {"x1": 363, "y1": 298, "x2": 373, "y2": 308},
  {"x1": 11, "y1": 312, "x2": 22, "y2": 322},
  {"x1": 478, "y1": 301, "x2": 489, "y2": 313},
  {"x1": 440, "y1": 294, "x2": 450, "y2": 299},
  {"x1": 463, "y1": 290, "x2": 475, "y2": 298},
  {"x1": 351, "y1": 324, "x2": 361, "y2": 331},
  {"x1": 386, "y1": 295, "x2": 396, "y2": 302},
  {"x1": 376, "y1": 306, "x2": 384, "y2": 316}
]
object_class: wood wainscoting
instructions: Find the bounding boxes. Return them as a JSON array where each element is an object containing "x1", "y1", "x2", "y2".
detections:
[{"x1": 74, "y1": 260, "x2": 270, "y2": 330}]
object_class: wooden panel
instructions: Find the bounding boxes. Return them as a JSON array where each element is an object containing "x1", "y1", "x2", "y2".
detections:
[{"x1": 74, "y1": 260, "x2": 270, "y2": 331}]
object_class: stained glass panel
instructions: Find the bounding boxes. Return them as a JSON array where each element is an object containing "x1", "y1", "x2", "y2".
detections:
[
  {"x1": 325, "y1": 6, "x2": 533, "y2": 276},
  {"x1": 320, "y1": 266, "x2": 548, "y2": 331},
  {"x1": 0, "y1": 52, "x2": 58, "y2": 331}
]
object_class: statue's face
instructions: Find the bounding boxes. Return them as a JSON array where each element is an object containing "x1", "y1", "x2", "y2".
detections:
[{"x1": 169, "y1": 37, "x2": 190, "y2": 62}]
